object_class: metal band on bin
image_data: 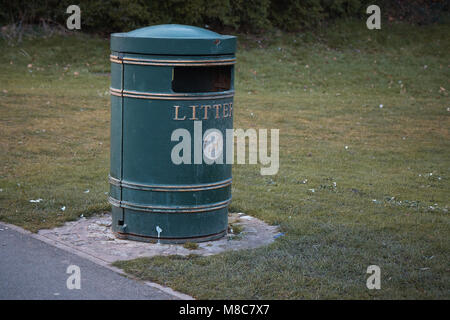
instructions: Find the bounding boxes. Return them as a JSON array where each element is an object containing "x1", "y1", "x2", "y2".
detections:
[
  {"x1": 110, "y1": 87, "x2": 234, "y2": 100},
  {"x1": 109, "y1": 175, "x2": 232, "y2": 192},
  {"x1": 110, "y1": 54, "x2": 236, "y2": 66},
  {"x1": 108, "y1": 196, "x2": 231, "y2": 213},
  {"x1": 115, "y1": 229, "x2": 227, "y2": 241}
]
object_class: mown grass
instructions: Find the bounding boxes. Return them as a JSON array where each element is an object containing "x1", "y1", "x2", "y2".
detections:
[
  {"x1": 1, "y1": 20, "x2": 449, "y2": 298},
  {"x1": 0, "y1": 31, "x2": 111, "y2": 231}
]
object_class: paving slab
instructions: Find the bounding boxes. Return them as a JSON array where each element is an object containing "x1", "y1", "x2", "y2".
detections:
[{"x1": 38, "y1": 212, "x2": 279, "y2": 263}]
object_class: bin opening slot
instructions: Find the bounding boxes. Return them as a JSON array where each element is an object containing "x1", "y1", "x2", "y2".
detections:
[{"x1": 172, "y1": 66, "x2": 231, "y2": 93}]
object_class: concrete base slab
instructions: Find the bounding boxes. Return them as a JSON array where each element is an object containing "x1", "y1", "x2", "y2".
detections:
[{"x1": 38, "y1": 213, "x2": 279, "y2": 264}]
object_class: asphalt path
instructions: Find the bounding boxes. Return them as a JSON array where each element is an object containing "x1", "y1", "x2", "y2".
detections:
[{"x1": 0, "y1": 224, "x2": 177, "y2": 300}]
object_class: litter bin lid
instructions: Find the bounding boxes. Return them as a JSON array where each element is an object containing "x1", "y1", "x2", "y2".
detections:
[{"x1": 111, "y1": 24, "x2": 236, "y2": 55}]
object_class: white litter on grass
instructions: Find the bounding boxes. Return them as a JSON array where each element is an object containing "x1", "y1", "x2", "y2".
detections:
[
  {"x1": 309, "y1": 189, "x2": 315, "y2": 193},
  {"x1": 379, "y1": 104, "x2": 383, "y2": 108},
  {"x1": 84, "y1": 190, "x2": 90, "y2": 193},
  {"x1": 61, "y1": 206, "x2": 66, "y2": 211},
  {"x1": 345, "y1": 146, "x2": 349, "y2": 150},
  {"x1": 29, "y1": 199, "x2": 43, "y2": 203},
  {"x1": 240, "y1": 216, "x2": 253, "y2": 220}
]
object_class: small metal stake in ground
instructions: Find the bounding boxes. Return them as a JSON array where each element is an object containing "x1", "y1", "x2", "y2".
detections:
[{"x1": 156, "y1": 226, "x2": 162, "y2": 244}]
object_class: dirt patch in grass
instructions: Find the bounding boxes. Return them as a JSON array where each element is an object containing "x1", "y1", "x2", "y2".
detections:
[{"x1": 183, "y1": 242, "x2": 199, "y2": 250}]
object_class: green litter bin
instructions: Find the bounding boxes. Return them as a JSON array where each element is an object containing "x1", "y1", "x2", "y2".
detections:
[{"x1": 109, "y1": 24, "x2": 236, "y2": 243}]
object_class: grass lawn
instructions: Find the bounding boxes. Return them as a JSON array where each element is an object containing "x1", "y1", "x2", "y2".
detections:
[{"x1": 0, "y1": 20, "x2": 449, "y2": 299}]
